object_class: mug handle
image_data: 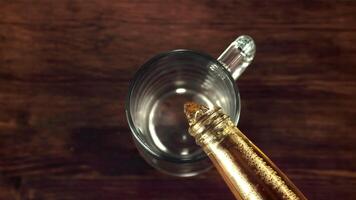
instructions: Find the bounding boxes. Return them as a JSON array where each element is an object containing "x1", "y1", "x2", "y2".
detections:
[{"x1": 217, "y1": 35, "x2": 256, "y2": 80}]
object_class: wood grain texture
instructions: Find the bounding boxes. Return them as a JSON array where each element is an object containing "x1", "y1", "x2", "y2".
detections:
[{"x1": 0, "y1": 0, "x2": 355, "y2": 199}]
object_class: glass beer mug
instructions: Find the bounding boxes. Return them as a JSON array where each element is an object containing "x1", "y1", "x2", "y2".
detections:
[{"x1": 126, "y1": 35, "x2": 255, "y2": 176}]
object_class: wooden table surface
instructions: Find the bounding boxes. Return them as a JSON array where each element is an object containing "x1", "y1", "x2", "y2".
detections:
[{"x1": 1, "y1": 1, "x2": 355, "y2": 199}]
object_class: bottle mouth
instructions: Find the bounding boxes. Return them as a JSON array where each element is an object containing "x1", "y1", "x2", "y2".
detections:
[
  {"x1": 183, "y1": 102, "x2": 210, "y2": 126},
  {"x1": 184, "y1": 102, "x2": 230, "y2": 146}
]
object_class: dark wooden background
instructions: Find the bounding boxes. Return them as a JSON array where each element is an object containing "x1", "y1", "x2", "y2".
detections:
[{"x1": 0, "y1": 1, "x2": 355, "y2": 199}]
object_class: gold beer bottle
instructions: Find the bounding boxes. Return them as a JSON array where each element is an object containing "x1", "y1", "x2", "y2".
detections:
[{"x1": 184, "y1": 102, "x2": 307, "y2": 200}]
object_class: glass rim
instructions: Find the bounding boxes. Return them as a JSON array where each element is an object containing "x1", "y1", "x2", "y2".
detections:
[{"x1": 125, "y1": 49, "x2": 241, "y2": 164}]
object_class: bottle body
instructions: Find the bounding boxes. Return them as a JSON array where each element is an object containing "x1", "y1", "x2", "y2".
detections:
[{"x1": 202, "y1": 126, "x2": 306, "y2": 200}]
